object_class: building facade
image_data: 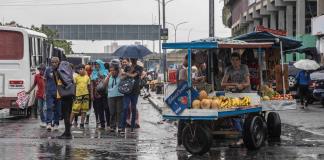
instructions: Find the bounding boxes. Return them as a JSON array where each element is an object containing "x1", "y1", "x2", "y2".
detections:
[{"x1": 223, "y1": 0, "x2": 318, "y2": 47}]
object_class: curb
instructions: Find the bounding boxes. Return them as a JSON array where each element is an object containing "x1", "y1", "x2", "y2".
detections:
[{"x1": 148, "y1": 97, "x2": 163, "y2": 114}]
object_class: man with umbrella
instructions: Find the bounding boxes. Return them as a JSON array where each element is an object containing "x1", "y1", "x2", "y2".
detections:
[{"x1": 294, "y1": 59, "x2": 320, "y2": 108}]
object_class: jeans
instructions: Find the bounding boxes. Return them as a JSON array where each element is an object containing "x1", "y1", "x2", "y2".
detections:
[
  {"x1": 108, "y1": 96, "x2": 123, "y2": 129},
  {"x1": 121, "y1": 94, "x2": 139, "y2": 129},
  {"x1": 46, "y1": 96, "x2": 61, "y2": 126},
  {"x1": 37, "y1": 98, "x2": 46, "y2": 123},
  {"x1": 62, "y1": 96, "x2": 73, "y2": 135}
]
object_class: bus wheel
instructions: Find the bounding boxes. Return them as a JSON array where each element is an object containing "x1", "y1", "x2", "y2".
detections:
[
  {"x1": 243, "y1": 115, "x2": 267, "y2": 150},
  {"x1": 182, "y1": 124, "x2": 212, "y2": 155},
  {"x1": 267, "y1": 112, "x2": 281, "y2": 138}
]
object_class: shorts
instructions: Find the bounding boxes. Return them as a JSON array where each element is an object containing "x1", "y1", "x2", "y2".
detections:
[{"x1": 72, "y1": 95, "x2": 90, "y2": 114}]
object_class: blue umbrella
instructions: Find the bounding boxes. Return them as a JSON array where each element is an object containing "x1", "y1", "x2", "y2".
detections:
[{"x1": 112, "y1": 45, "x2": 152, "y2": 59}]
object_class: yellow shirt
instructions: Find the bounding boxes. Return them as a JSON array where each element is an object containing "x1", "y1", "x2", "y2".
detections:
[
  {"x1": 54, "y1": 72, "x2": 62, "y2": 99},
  {"x1": 74, "y1": 74, "x2": 90, "y2": 96}
]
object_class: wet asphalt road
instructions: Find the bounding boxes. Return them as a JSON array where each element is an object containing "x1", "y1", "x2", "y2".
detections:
[{"x1": 1, "y1": 97, "x2": 324, "y2": 160}]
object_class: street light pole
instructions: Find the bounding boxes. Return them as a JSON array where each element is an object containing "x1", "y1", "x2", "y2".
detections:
[
  {"x1": 166, "y1": 21, "x2": 188, "y2": 42},
  {"x1": 162, "y1": 0, "x2": 167, "y2": 82},
  {"x1": 187, "y1": 28, "x2": 193, "y2": 41},
  {"x1": 157, "y1": 0, "x2": 162, "y2": 74}
]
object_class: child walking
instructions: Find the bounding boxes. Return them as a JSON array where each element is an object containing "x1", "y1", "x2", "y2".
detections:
[{"x1": 70, "y1": 64, "x2": 91, "y2": 129}]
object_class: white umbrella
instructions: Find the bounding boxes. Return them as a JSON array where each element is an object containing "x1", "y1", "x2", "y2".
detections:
[{"x1": 293, "y1": 59, "x2": 320, "y2": 70}]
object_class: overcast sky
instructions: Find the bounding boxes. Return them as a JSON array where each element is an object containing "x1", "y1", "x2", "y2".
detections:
[{"x1": 0, "y1": 0, "x2": 231, "y2": 53}]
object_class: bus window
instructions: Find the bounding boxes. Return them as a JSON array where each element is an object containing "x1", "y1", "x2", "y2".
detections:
[{"x1": 0, "y1": 30, "x2": 24, "y2": 60}]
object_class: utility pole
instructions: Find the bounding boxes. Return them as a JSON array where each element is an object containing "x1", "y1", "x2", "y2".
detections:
[
  {"x1": 209, "y1": 0, "x2": 214, "y2": 37},
  {"x1": 162, "y1": 0, "x2": 167, "y2": 82},
  {"x1": 209, "y1": 0, "x2": 215, "y2": 91},
  {"x1": 158, "y1": 0, "x2": 162, "y2": 74}
]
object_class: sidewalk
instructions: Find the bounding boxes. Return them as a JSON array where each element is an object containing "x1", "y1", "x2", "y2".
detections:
[{"x1": 147, "y1": 92, "x2": 165, "y2": 114}]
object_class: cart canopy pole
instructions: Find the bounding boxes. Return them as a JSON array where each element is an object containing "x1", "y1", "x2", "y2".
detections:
[
  {"x1": 188, "y1": 48, "x2": 192, "y2": 109},
  {"x1": 280, "y1": 41, "x2": 286, "y2": 95},
  {"x1": 258, "y1": 48, "x2": 264, "y2": 86}
]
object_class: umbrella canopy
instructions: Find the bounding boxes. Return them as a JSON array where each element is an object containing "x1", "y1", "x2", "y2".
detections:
[
  {"x1": 293, "y1": 59, "x2": 320, "y2": 70},
  {"x1": 112, "y1": 45, "x2": 152, "y2": 59},
  {"x1": 234, "y1": 31, "x2": 302, "y2": 50}
]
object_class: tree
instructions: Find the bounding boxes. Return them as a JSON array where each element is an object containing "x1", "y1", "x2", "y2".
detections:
[{"x1": 31, "y1": 25, "x2": 73, "y2": 54}]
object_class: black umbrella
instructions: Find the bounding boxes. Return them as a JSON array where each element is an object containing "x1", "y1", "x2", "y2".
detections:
[{"x1": 112, "y1": 45, "x2": 152, "y2": 59}]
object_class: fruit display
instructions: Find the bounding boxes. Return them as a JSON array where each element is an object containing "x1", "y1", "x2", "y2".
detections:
[
  {"x1": 260, "y1": 85, "x2": 294, "y2": 101},
  {"x1": 192, "y1": 100, "x2": 201, "y2": 109},
  {"x1": 199, "y1": 90, "x2": 208, "y2": 100},
  {"x1": 270, "y1": 94, "x2": 293, "y2": 100},
  {"x1": 190, "y1": 90, "x2": 252, "y2": 110},
  {"x1": 260, "y1": 85, "x2": 279, "y2": 99}
]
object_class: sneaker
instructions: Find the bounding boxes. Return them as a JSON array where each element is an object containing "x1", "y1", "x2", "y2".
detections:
[
  {"x1": 119, "y1": 128, "x2": 126, "y2": 134},
  {"x1": 53, "y1": 125, "x2": 59, "y2": 131},
  {"x1": 40, "y1": 122, "x2": 46, "y2": 128},
  {"x1": 46, "y1": 124, "x2": 52, "y2": 131},
  {"x1": 130, "y1": 128, "x2": 135, "y2": 134}
]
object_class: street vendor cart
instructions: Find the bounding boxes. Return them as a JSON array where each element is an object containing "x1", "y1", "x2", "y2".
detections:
[{"x1": 162, "y1": 38, "x2": 297, "y2": 155}]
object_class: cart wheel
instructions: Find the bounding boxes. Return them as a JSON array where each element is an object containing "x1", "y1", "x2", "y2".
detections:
[
  {"x1": 243, "y1": 115, "x2": 267, "y2": 150},
  {"x1": 267, "y1": 112, "x2": 281, "y2": 138},
  {"x1": 182, "y1": 124, "x2": 212, "y2": 155}
]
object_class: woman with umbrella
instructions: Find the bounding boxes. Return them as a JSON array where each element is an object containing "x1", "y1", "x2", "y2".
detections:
[{"x1": 120, "y1": 58, "x2": 143, "y2": 133}]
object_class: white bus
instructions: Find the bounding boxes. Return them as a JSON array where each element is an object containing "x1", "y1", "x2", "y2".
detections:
[
  {"x1": 66, "y1": 54, "x2": 91, "y2": 66},
  {"x1": 0, "y1": 26, "x2": 49, "y2": 116}
]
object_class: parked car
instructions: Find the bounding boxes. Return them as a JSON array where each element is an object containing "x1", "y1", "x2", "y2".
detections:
[{"x1": 310, "y1": 67, "x2": 324, "y2": 106}]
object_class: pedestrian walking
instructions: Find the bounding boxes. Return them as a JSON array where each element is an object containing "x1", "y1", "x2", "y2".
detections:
[
  {"x1": 70, "y1": 64, "x2": 91, "y2": 129},
  {"x1": 120, "y1": 58, "x2": 143, "y2": 134},
  {"x1": 296, "y1": 69, "x2": 311, "y2": 108},
  {"x1": 54, "y1": 59, "x2": 75, "y2": 139},
  {"x1": 26, "y1": 64, "x2": 46, "y2": 128},
  {"x1": 44, "y1": 57, "x2": 62, "y2": 132},
  {"x1": 103, "y1": 61, "x2": 124, "y2": 132},
  {"x1": 91, "y1": 59, "x2": 109, "y2": 129}
]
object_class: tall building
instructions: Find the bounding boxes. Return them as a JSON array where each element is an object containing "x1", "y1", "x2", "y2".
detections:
[
  {"x1": 223, "y1": 0, "x2": 317, "y2": 48},
  {"x1": 103, "y1": 42, "x2": 119, "y2": 53}
]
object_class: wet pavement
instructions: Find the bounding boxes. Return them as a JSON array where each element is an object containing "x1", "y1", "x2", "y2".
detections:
[{"x1": 1, "y1": 97, "x2": 324, "y2": 160}]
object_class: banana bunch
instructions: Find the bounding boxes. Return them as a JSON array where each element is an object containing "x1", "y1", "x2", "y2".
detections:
[
  {"x1": 239, "y1": 96, "x2": 251, "y2": 106},
  {"x1": 230, "y1": 98, "x2": 241, "y2": 107},
  {"x1": 220, "y1": 98, "x2": 231, "y2": 108}
]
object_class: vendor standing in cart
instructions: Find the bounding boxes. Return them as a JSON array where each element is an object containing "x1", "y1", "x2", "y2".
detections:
[{"x1": 221, "y1": 52, "x2": 251, "y2": 146}]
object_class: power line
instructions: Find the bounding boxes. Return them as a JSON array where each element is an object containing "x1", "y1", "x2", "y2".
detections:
[{"x1": 0, "y1": 0, "x2": 125, "y2": 6}]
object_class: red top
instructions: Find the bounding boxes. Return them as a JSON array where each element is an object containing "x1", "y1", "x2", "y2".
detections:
[{"x1": 34, "y1": 74, "x2": 45, "y2": 99}]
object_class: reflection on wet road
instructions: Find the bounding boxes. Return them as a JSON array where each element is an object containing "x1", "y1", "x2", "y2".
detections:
[{"x1": 1, "y1": 98, "x2": 324, "y2": 160}]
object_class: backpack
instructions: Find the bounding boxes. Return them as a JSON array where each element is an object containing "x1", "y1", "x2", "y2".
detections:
[
  {"x1": 57, "y1": 61, "x2": 74, "y2": 86},
  {"x1": 118, "y1": 77, "x2": 135, "y2": 95},
  {"x1": 56, "y1": 61, "x2": 75, "y2": 97}
]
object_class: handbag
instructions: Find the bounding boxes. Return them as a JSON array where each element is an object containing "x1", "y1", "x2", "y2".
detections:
[
  {"x1": 57, "y1": 83, "x2": 76, "y2": 97},
  {"x1": 53, "y1": 70, "x2": 75, "y2": 97},
  {"x1": 118, "y1": 77, "x2": 135, "y2": 94}
]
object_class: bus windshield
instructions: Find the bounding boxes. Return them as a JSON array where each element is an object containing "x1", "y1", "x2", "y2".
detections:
[{"x1": 0, "y1": 30, "x2": 24, "y2": 60}]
